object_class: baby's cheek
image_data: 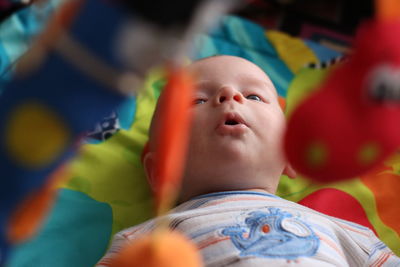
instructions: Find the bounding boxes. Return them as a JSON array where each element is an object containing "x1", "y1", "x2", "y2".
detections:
[
  {"x1": 187, "y1": 120, "x2": 206, "y2": 152},
  {"x1": 190, "y1": 111, "x2": 209, "y2": 131},
  {"x1": 271, "y1": 108, "x2": 286, "y2": 131}
]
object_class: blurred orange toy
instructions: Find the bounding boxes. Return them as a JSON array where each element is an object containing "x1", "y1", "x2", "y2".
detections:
[
  {"x1": 151, "y1": 67, "x2": 195, "y2": 215},
  {"x1": 108, "y1": 230, "x2": 202, "y2": 267},
  {"x1": 105, "y1": 65, "x2": 202, "y2": 267}
]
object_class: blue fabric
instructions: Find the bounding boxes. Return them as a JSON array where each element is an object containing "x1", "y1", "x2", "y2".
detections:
[
  {"x1": 212, "y1": 16, "x2": 277, "y2": 57},
  {"x1": 0, "y1": 47, "x2": 125, "y2": 225},
  {"x1": 304, "y1": 40, "x2": 342, "y2": 62},
  {"x1": 0, "y1": 0, "x2": 126, "y2": 262},
  {"x1": 84, "y1": 94, "x2": 137, "y2": 144},
  {"x1": 0, "y1": 0, "x2": 60, "y2": 80},
  {"x1": 69, "y1": 0, "x2": 125, "y2": 70},
  {"x1": 7, "y1": 189, "x2": 113, "y2": 267},
  {"x1": 117, "y1": 95, "x2": 137, "y2": 130}
]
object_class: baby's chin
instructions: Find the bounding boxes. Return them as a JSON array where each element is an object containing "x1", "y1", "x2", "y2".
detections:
[{"x1": 212, "y1": 138, "x2": 254, "y2": 161}]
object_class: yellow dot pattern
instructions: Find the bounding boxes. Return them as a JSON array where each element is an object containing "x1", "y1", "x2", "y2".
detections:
[
  {"x1": 306, "y1": 141, "x2": 328, "y2": 168},
  {"x1": 5, "y1": 102, "x2": 70, "y2": 169},
  {"x1": 358, "y1": 142, "x2": 380, "y2": 165}
]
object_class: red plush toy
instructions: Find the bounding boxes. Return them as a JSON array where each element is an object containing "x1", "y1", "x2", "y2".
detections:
[{"x1": 284, "y1": 0, "x2": 400, "y2": 182}]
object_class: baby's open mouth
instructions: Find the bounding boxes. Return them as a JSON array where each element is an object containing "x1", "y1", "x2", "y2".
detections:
[
  {"x1": 216, "y1": 113, "x2": 248, "y2": 136},
  {"x1": 221, "y1": 112, "x2": 246, "y2": 126},
  {"x1": 218, "y1": 113, "x2": 248, "y2": 128},
  {"x1": 225, "y1": 119, "x2": 240, "y2": 125},
  {"x1": 222, "y1": 113, "x2": 246, "y2": 126}
]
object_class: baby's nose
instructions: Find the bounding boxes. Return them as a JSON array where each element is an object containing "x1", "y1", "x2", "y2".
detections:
[{"x1": 216, "y1": 86, "x2": 244, "y2": 104}]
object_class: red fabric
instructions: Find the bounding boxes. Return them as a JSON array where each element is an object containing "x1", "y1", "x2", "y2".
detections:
[{"x1": 299, "y1": 188, "x2": 377, "y2": 235}]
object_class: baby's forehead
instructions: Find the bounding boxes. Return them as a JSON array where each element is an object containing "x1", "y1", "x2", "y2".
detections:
[{"x1": 188, "y1": 56, "x2": 278, "y2": 97}]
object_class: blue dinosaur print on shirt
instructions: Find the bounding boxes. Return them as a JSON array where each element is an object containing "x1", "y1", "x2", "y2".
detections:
[{"x1": 222, "y1": 208, "x2": 320, "y2": 260}]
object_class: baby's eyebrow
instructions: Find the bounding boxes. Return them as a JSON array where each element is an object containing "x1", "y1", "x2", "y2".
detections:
[
  {"x1": 194, "y1": 80, "x2": 213, "y2": 87},
  {"x1": 193, "y1": 80, "x2": 218, "y2": 93},
  {"x1": 240, "y1": 76, "x2": 278, "y2": 97}
]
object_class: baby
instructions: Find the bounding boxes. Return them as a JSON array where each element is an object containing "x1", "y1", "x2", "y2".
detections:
[{"x1": 97, "y1": 55, "x2": 400, "y2": 266}]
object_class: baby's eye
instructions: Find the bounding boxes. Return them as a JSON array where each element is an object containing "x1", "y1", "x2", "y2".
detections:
[
  {"x1": 193, "y1": 98, "x2": 207, "y2": 105},
  {"x1": 246, "y1": 94, "x2": 262, "y2": 102}
]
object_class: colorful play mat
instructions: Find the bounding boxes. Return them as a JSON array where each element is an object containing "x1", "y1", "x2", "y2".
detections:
[{"x1": 1, "y1": 3, "x2": 398, "y2": 266}]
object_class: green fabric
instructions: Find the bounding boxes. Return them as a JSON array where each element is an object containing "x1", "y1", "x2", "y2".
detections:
[{"x1": 284, "y1": 66, "x2": 331, "y2": 117}]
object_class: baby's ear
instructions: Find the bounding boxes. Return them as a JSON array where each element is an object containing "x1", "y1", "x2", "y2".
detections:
[
  {"x1": 143, "y1": 152, "x2": 157, "y2": 191},
  {"x1": 283, "y1": 163, "x2": 297, "y2": 179}
]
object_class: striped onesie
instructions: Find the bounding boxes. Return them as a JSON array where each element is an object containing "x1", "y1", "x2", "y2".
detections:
[{"x1": 97, "y1": 191, "x2": 400, "y2": 266}]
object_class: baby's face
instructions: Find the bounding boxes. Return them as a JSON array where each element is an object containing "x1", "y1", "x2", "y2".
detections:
[{"x1": 176, "y1": 56, "x2": 288, "y2": 200}]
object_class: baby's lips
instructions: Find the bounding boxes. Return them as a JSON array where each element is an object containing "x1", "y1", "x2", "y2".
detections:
[
  {"x1": 215, "y1": 112, "x2": 248, "y2": 136},
  {"x1": 216, "y1": 123, "x2": 248, "y2": 136},
  {"x1": 220, "y1": 112, "x2": 247, "y2": 127}
]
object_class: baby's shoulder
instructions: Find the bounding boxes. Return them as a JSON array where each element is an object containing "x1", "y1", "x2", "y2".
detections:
[
  {"x1": 280, "y1": 199, "x2": 375, "y2": 236},
  {"x1": 282, "y1": 200, "x2": 392, "y2": 255}
]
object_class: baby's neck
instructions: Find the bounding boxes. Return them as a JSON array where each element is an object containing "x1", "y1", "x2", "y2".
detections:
[
  {"x1": 242, "y1": 188, "x2": 276, "y2": 194},
  {"x1": 177, "y1": 188, "x2": 276, "y2": 205},
  {"x1": 181, "y1": 187, "x2": 277, "y2": 203},
  {"x1": 180, "y1": 167, "x2": 281, "y2": 202}
]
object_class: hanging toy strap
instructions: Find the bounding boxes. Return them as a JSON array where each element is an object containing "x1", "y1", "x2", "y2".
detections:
[{"x1": 153, "y1": 66, "x2": 195, "y2": 216}]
